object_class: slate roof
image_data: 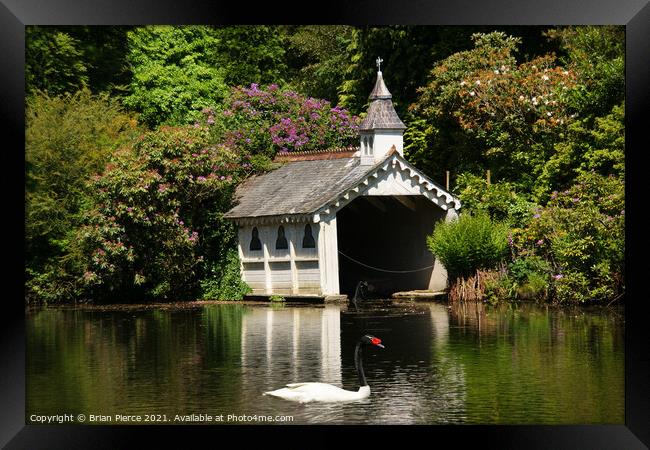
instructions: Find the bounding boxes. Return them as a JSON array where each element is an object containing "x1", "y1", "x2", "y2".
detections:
[
  {"x1": 359, "y1": 71, "x2": 406, "y2": 131},
  {"x1": 224, "y1": 155, "x2": 373, "y2": 219},
  {"x1": 359, "y1": 99, "x2": 406, "y2": 130},
  {"x1": 368, "y1": 71, "x2": 392, "y2": 100}
]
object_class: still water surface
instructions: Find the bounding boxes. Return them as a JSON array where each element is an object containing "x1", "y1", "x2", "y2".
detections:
[{"x1": 26, "y1": 301, "x2": 624, "y2": 424}]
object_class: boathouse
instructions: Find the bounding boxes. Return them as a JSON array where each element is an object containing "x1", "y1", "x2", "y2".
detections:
[{"x1": 224, "y1": 64, "x2": 460, "y2": 299}]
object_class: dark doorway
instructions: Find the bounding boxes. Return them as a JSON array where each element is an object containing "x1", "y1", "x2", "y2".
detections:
[{"x1": 336, "y1": 195, "x2": 445, "y2": 298}]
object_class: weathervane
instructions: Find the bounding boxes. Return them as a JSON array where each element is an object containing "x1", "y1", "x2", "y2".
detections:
[{"x1": 376, "y1": 57, "x2": 383, "y2": 72}]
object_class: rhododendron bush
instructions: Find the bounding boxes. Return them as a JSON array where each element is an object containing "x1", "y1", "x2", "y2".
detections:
[
  {"x1": 208, "y1": 83, "x2": 359, "y2": 156},
  {"x1": 77, "y1": 126, "x2": 257, "y2": 301}
]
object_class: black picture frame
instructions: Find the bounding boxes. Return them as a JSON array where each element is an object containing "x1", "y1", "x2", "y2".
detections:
[{"x1": 3, "y1": 0, "x2": 648, "y2": 447}]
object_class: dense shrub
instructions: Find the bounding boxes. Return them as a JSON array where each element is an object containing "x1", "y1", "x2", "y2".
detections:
[
  {"x1": 512, "y1": 171, "x2": 624, "y2": 303},
  {"x1": 455, "y1": 173, "x2": 523, "y2": 222},
  {"x1": 25, "y1": 90, "x2": 140, "y2": 303},
  {"x1": 200, "y1": 249, "x2": 252, "y2": 300},
  {"x1": 507, "y1": 256, "x2": 551, "y2": 300},
  {"x1": 427, "y1": 213, "x2": 509, "y2": 279},
  {"x1": 212, "y1": 83, "x2": 360, "y2": 157},
  {"x1": 76, "y1": 125, "x2": 260, "y2": 302}
]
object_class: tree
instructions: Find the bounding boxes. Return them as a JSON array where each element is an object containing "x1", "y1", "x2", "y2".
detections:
[
  {"x1": 60, "y1": 26, "x2": 134, "y2": 95},
  {"x1": 26, "y1": 26, "x2": 89, "y2": 96},
  {"x1": 25, "y1": 90, "x2": 140, "y2": 302},
  {"x1": 212, "y1": 26, "x2": 288, "y2": 88},
  {"x1": 546, "y1": 26, "x2": 624, "y2": 117},
  {"x1": 514, "y1": 171, "x2": 624, "y2": 303},
  {"x1": 409, "y1": 32, "x2": 578, "y2": 191},
  {"x1": 284, "y1": 25, "x2": 354, "y2": 103},
  {"x1": 123, "y1": 26, "x2": 229, "y2": 128},
  {"x1": 534, "y1": 102, "x2": 624, "y2": 201}
]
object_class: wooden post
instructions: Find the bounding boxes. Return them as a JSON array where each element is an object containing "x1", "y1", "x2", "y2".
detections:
[
  {"x1": 446, "y1": 170, "x2": 450, "y2": 191},
  {"x1": 289, "y1": 228, "x2": 299, "y2": 295},
  {"x1": 487, "y1": 170, "x2": 491, "y2": 186},
  {"x1": 263, "y1": 238, "x2": 272, "y2": 295}
]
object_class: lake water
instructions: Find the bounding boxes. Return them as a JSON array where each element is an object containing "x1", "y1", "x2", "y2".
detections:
[{"x1": 26, "y1": 301, "x2": 624, "y2": 425}]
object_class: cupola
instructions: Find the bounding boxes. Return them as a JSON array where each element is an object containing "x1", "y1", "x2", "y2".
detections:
[{"x1": 359, "y1": 57, "x2": 406, "y2": 165}]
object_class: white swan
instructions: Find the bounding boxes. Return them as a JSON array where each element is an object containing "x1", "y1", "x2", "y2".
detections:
[{"x1": 263, "y1": 335, "x2": 385, "y2": 403}]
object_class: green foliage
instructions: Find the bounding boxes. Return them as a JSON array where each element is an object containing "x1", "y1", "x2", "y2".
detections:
[
  {"x1": 123, "y1": 26, "x2": 229, "y2": 127},
  {"x1": 546, "y1": 26, "x2": 624, "y2": 117},
  {"x1": 508, "y1": 256, "x2": 551, "y2": 284},
  {"x1": 507, "y1": 256, "x2": 551, "y2": 300},
  {"x1": 25, "y1": 90, "x2": 140, "y2": 303},
  {"x1": 200, "y1": 249, "x2": 251, "y2": 300},
  {"x1": 26, "y1": 26, "x2": 89, "y2": 96},
  {"x1": 427, "y1": 213, "x2": 509, "y2": 278},
  {"x1": 60, "y1": 26, "x2": 134, "y2": 95},
  {"x1": 213, "y1": 26, "x2": 288, "y2": 87},
  {"x1": 25, "y1": 265, "x2": 83, "y2": 305},
  {"x1": 514, "y1": 171, "x2": 624, "y2": 303},
  {"x1": 534, "y1": 102, "x2": 624, "y2": 201},
  {"x1": 213, "y1": 83, "x2": 359, "y2": 157},
  {"x1": 454, "y1": 173, "x2": 524, "y2": 222},
  {"x1": 26, "y1": 26, "x2": 133, "y2": 96},
  {"x1": 411, "y1": 32, "x2": 578, "y2": 190},
  {"x1": 285, "y1": 25, "x2": 354, "y2": 103},
  {"x1": 76, "y1": 125, "x2": 260, "y2": 302},
  {"x1": 25, "y1": 90, "x2": 138, "y2": 256},
  {"x1": 269, "y1": 295, "x2": 286, "y2": 302},
  {"x1": 482, "y1": 270, "x2": 513, "y2": 305}
]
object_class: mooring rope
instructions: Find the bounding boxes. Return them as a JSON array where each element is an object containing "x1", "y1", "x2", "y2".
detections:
[{"x1": 338, "y1": 250, "x2": 435, "y2": 274}]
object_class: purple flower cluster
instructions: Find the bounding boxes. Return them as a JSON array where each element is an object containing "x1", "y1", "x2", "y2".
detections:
[{"x1": 220, "y1": 83, "x2": 359, "y2": 154}]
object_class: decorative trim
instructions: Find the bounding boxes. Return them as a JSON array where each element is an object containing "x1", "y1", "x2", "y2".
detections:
[
  {"x1": 313, "y1": 153, "x2": 461, "y2": 217},
  {"x1": 231, "y1": 214, "x2": 317, "y2": 226},
  {"x1": 273, "y1": 146, "x2": 359, "y2": 162},
  {"x1": 229, "y1": 152, "x2": 460, "y2": 226}
]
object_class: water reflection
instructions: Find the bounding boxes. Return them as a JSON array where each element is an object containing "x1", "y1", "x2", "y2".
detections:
[
  {"x1": 26, "y1": 301, "x2": 624, "y2": 425},
  {"x1": 240, "y1": 305, "x2": 341, "y2": 393}
]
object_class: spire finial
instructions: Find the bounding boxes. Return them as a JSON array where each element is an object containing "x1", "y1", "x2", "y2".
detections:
[{"x1": 376, "y1": 57, "x2": 383, "y2": 72}]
